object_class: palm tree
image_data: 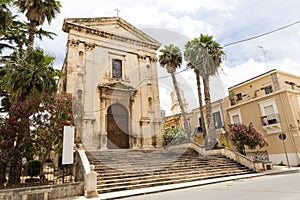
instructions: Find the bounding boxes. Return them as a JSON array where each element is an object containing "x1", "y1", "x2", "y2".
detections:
[
  {"x1": 0, "y1": 0, "x2": 15, "y2": 52},
  {"x1": 0, "y1": 0, "x2": 13, "y2": 30},
  {"x1": 14, "y1": 0, "x2": 61, "y2": 57},
  {"x1": 184, "y1": 40, "x2": 207, "y2": 140},
  {"x1": 184, "y1": 35, "x2": 225, "y2": 148},
  {"x1": 197, "y1": 34, "x2": 225, "y2": 129},
  {"x1": 2, "y1": 48, "x2": 61, "y2": 101},
  {"x1": 159, "y1": 44, "x2": 191, "y2": 141}
]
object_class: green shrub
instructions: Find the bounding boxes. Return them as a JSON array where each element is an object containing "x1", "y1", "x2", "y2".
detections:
[
  {"x1": 27, "y1": 160, "x2": 42, "y2": 177},
  {"x1": 164, "y1": 126, "x2": 188, "y2": 146}
]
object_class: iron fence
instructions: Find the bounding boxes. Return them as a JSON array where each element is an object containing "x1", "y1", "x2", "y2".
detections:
[{"x1": 0, "y1": 153, "x2": 83, "y2": 189}]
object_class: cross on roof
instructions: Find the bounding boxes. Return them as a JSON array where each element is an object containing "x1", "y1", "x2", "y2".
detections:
[{"x1": 115, "y1": 8, "x2": 121, "y2": 17}]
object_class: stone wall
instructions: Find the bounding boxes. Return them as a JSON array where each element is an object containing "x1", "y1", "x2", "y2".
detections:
[{"x1": 0, "y1": 182, "x2": 84, "y2": 200}]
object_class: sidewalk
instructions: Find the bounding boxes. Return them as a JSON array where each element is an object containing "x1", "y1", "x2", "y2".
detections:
[{"x1": 58, "y1": 165, "x2": 299, "y2": 200}]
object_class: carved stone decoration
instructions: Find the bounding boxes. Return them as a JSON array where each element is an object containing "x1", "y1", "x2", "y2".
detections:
[
  {"x1": 137, "y1": 54, "x2": 147, "y2": 62},
  {"x1": 149, "y1": 56, "x2": 158, "y2": 64},
  {"x1": 85, "y1": 42, "x2": 96, "y2": 51},
  {"x1": 68, "y1": 39, "x2": 80, "y2": 48}
]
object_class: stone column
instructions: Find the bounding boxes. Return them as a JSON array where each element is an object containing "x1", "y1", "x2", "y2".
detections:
[
  {"x1": 99, "y1": 94, "x2": 108, "y2": 149},
  {"x1": 141, "y1": 119, "x2": 153, "y2": 149}
]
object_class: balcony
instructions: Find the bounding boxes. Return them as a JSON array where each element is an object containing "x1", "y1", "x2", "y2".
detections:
[
  {"x1": 261, "y1": 114, "x2": 281, "y2": 134},
  {"x1": 261, "y1": 114, "x2": 280, "y2": 126}
]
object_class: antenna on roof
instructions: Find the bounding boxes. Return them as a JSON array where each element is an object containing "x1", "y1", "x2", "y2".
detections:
[
  {"x1": 115, "y1": 8, "x2": 121, "y2": 17},
  {"x1": 257, "y1": 46, "x2": 269, "y2": 70}
]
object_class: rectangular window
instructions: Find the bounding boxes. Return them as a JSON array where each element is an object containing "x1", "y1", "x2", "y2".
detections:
[
  {"x1": 236, "y1": 93, "x2": 242, "y2": 101},
  {"x1": 112, "y1": 59, "x2": 122, "y2": 79},
  {"x1": 232, "y1": 114, "x2": 240, "y2": 125},
  {"x1": 263, "y1": 105, "x2": 279, "y2": 125},
  {"x1": 213, "y1": 111, "x2": 223, "y2": 129},
  {"x1": 264, "y1": 86, "x2": 273, "y2": 95}
]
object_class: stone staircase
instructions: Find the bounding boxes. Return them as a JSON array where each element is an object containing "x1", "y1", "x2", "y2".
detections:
[{"x1": 85, "y1": 148, "x2": 255, "y2": 195}]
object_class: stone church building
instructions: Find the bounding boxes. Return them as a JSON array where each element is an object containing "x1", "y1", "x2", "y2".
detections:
[{"x1": 59, "y1": 17, "x2": 164, "y2": 149}]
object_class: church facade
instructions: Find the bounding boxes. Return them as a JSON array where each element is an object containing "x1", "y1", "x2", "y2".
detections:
[{"x1": 59, "y1": 17, "x2": 164, "y2": 149}]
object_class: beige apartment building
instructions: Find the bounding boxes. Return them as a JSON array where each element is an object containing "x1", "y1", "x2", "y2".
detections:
[
  {"x1": 165, "y1": 69, "x2": 300, "y2": 166},
  {"x1": 226, "y1": 69, "x2": 300, "y2": 166}
]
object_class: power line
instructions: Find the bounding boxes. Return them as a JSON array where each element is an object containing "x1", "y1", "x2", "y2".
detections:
[
  {"x1": 156, "y1": 19, "x2": 300, "y2": 80},
  {"x1": 157, "y1": 68, "x2": 190, "y2": 80},
  {"x1": 223, "y1": 19, "x2": 300, "y2": 47}
]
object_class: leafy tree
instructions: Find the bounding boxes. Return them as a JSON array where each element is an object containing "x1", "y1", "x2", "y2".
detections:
[
  {"x1": 228, "y1": 123, "x2": 268, "y2": 155},
  {"x1": 0, "y1": 0, "x2": 62, "y2": 186},
  {"x1": 31, "y1": 93, "x2": 74, "y2": 178},
  {"x1": 0, "y1": 93, "x2": 42, "y2": 185},
  {"x1": 158, "y1": 44, "x2": 191, "y2": 140},
  {"x1": 0, "y1": 48, "x2": 61, "y2": 185},
  {"x1": 14, "y1": 0, "x2": 61, "y2": 56}
]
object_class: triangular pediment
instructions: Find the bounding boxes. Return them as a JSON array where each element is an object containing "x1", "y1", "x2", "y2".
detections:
[{"x1": 63, "y1": 17, "x2": 161, "y2": 47}]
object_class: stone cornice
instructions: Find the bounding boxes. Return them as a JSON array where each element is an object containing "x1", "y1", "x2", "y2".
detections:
[
  {"x1": 137, "y1": 54, "x2": 158, "y2": 63},
  {"x1": 63, "y1": 20, "x2": 161, "y2": 50},
  {"x1": 67, "y1": 39, "x2": 96, "y2": 50}
]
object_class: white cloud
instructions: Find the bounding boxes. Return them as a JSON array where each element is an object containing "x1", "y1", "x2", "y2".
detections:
[
  {"x1": 24, "y1": 0, "x2": 300, "y2": 114},
  {"x1": 159, "y1": 0, "x2": 238, "y2": 13},
  {"x1": 166, "y1": 16, "x2": 212, "y2": 39},
  {"x1": 220, "y1": 58, "x2": 300, "y2": 97}
]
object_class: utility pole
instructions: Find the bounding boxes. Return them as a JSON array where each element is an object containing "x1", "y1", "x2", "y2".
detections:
[{"x1": 257, "y1": 46, "x2": 269, "y2": 70}]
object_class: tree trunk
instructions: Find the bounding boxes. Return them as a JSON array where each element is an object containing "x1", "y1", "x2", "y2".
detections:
[
  {"x1": 39, "y1": 149, "x2": 51, "y2": 183},
  {"x1": 170, "y1": 72, "x2": 191, "y2": 140},
  {"x1": 195, "y1": 70, "x2": 207, "y2": 139},
  {"x1": 203, "y1": 74, "x2": 215, "y2": 148},
  {"x1": 8, "y1": 150, "x2": 22, "y2": 185},
  {"x1": 26, "y1": 21, "x2": 37, "y2": 58},
  {"x1": 0, "y1": 161, "x2": 7, "y2": 185},
  {"x1": 203, "y1": 75, "x2": 212, "y2": 127}
]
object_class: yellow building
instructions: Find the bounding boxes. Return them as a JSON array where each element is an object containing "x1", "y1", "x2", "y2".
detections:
[
  {"x1": 165, "y1": 69, "x2": 300, "y2": 166},
  {"x1": 226, "y1": 69, "x2": 300, "y2": 166},
  {"x1": 59, "y1": 17, "x2": 164, "y2": 149}
]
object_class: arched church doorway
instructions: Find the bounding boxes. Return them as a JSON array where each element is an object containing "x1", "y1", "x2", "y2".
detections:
[{"x1": 107, "y1": 104, "x2": 129, "y2": 149}]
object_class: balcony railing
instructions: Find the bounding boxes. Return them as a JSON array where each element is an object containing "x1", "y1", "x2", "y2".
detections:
[{"x1": 261, "y1": 114, "x2": 280, "y2": 126}]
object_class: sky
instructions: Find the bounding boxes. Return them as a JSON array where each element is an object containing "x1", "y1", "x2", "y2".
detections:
[{"x1": 34, "y1": 0, "x2": 300, "y2": 116}]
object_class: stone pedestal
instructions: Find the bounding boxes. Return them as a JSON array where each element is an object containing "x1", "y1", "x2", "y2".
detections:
[{"x1": 84, "y1": 165, "x2": 98, "y2": 198}]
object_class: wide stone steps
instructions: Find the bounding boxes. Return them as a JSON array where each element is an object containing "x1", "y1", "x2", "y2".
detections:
[
  {"x1": 97, "y1": 168, "x2": 250, "y2": 187},
  {"x1": 97, "y1": 167, "x2": 250, "y2": 182},
  {"x1": 97, "y1": 170, "x2": 252, "y2": 193},
  {"x1": 96, "y1": 163, "x2": 249, "y2": 179},
  {"x1": 94, "y1": 161, "x2": 241, "y2": 174},
  {"x1": 86, "y1": 148, "x2": 255, "y2": 194}
]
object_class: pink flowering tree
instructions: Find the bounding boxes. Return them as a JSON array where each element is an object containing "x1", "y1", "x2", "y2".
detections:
[
  {"x1": 31, "y1": 93, "x2": 74, "y2": 178},
  {"x1": 0, "y1": 93, "x2": 43, "y2": 185},
  {"x1": 228, "y1": 123, "x2": 267, "y2": 155},
  {"x1": 0, "y1": 92, "x2": 75, "y2": 184}
]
